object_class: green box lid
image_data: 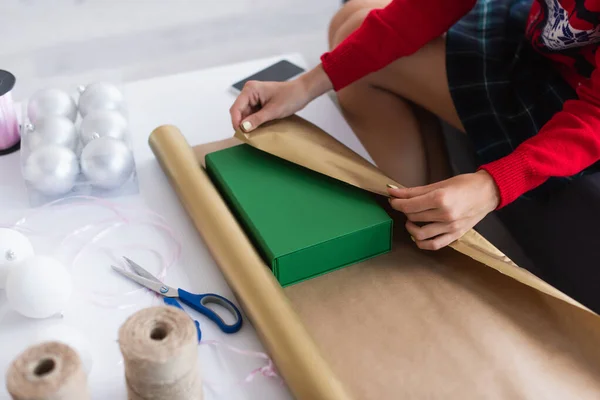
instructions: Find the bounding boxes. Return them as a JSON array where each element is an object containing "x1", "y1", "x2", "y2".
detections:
[{"x1": 206, "y1": 144, "x2": 392, "y2": 286}]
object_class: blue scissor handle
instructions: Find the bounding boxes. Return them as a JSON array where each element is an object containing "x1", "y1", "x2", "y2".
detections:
[
  {"x1": 177, "y1": 289, "x2": 243, "y2": 334},
  {"x1": 163, "y1": 297, "x2": 202, "y2": 342}
]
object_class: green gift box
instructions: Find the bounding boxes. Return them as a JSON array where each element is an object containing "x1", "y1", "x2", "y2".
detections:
[{"x1": 205, "y1": 144, "x2": 392, "y2": 287}]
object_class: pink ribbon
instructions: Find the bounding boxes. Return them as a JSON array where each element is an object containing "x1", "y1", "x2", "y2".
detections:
[
  {"x1": 199, "y1": 340, "x2": 282, "y2": 390},
  {"x1": 0, "y1": 91, "x2": 19, "y2": 150}
]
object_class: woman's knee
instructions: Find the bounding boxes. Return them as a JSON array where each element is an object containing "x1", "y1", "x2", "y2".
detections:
[{"x1": 328, "y1": 0, "x2": 389, "y2": 49}]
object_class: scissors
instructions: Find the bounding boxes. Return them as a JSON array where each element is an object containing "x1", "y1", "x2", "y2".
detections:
[{"x1": 112, "y1": 257, "x2": 243, "y2": 341}]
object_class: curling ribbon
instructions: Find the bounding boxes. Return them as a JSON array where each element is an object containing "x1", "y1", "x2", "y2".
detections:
[
  {"x1": 0, "y1": 75, "x2": 19, "y2": 152},
  {"x1": 2, "y1": 196, "x2": 182, "y2": 308},
  {"x1": 2, "y1": 198, "x2": 282, "y2": 393},
  {"x1": 199, "y1": 340, "x2": 281, "y2": 386}
]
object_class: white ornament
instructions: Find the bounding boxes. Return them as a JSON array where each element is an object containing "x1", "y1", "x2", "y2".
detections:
[
  {"x1": 0, "y1": 229, "x2": 35, "y2": 289},
  {"x1": 80, "y1": 109, "x2": 128, "y2": 146},
  {"x1": 81, "y1": 137, "x2": 134, "y2": 189},
  {"x1": 6, "y1": 255, "x2": 72, "y2": 319},
  {"x1": 78, "y1": 82, "x2": 126, "y2": 118},
  {"x1": 27, "y1": 116, "x2": 78, "y2": 152},
  {"x1": 27, "y1": 89, "x2": 77, "y2": 124},
  {"x1": 34, "y1": 324, "x2": 93, "y2": 374},
  {"x1": 23, "y1": 145, "x2": 79, "y2": 196}
]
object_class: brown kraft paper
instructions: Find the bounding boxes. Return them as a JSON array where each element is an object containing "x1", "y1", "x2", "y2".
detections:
[
  {"x1": 152, "y1": 123, "x2": 600, "y2": 399},
  {"x1": 233, "y1": 114, "x2": 591, "y2": 313}
]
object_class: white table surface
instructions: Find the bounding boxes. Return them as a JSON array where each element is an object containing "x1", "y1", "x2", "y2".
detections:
[{"x1": 0, "y1": 53, "x2": 373, "y2": 400}]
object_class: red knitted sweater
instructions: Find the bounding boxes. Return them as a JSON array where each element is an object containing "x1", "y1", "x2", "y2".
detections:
[{"x1": 321, "y1": 0, "x2": 600, "y2": 208}]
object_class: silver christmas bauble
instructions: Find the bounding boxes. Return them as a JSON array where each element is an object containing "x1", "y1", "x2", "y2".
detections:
[
  {"x1": 23, "y1": 145, "x2": 79, "y2": 196},
  {"x1": 81, "y1": 137, "x2": 134, "y2": 189},
  {"x1": 27, "y1": 116, "x2": 78, "y2": 152},
  {"x1": 78, "y1": 82, "x2": 126, "y2": 118},
  {"x1": 0, "y1": 228, "x2": 35, "y2": 289},
  {"x1": 80, "y1": 109, "x2": 128, "y2": 146},
  {"x1": 27, "y1": 88, "x2": 77, "y2": 124}
]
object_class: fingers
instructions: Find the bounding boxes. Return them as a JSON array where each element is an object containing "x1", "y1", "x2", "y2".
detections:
[
  {"x1": 230, "y1": 107, "x2": 243, "y2": 130},
  {"x1": 405, "y1": 220, "x2": 454, "y2": 241},
  {"x1": 389, "y1": 190, "x2": 439, "y2": 214},
  {"x1": 414, "y1": 230, "x2": 464, "y2": 251},
  {"x1": 387, "y1": 175, "x2": 490, "y2": 251},
  {"x1": 387, "y1": 185, "x2": 430, "y2": 199},
  {"x1": 229, "y1": 81, "x2": 265, "y2": 131},
  {"x1": 240, "y1": 106, "x2": 278, "y2": 133},
  {"x1": 390, "y1": 187, "x2": 460, "y2": 223},
  {"x1": 386, "y1": 181, "x2": 443, "y2": 199},
  {"x1": 229, "y1": 88, "x2": 255, "y2": 129},
  {"x1": 404, "y1": 209, "x2": 446, "y2": 223},
  {"x1": 409, "y1": 216, "x2": 479, "y2": 250}
]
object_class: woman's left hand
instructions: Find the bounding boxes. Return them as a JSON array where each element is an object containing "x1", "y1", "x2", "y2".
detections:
[{"x1": 387, "y1": 170, "x2": 500, "y2": 250}]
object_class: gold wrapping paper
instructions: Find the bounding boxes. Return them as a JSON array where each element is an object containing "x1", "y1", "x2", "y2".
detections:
[
  {"x1": 151, "y1": 122, "x2": 600, "y2": 399},
  {"x1": 234, "y1": 115, "x2": 590, "y2": 312},
  {"x1": 195, "y1": 137, "x2": 600, "y2": 399},
  {"x1": 285, "y1": 225, "x2": 600, "y2": 399},
  {"x1": 149, "y1": 126, "x2": 352, "y2": 400}
]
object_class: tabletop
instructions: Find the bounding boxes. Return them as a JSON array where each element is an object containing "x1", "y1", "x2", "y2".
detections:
[{"x1": 0, "y1": 53, "x2": 373, "y2": 400}]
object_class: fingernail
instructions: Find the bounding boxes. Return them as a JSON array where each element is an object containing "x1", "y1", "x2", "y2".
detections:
[
  {"x1": 241, "y1": 121, "x2": 253, "y2": 132},
  {"x1": 386, "y1": 184, "x2": 398, "y2": 189}
]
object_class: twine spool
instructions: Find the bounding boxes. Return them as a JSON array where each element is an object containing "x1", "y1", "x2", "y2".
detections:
[
  {"x1": 119, "y1": 306, "x2": 203, "y2": 400},
  {"x1": 5, "y1": 341, "x2": 91, "y2": 400}
]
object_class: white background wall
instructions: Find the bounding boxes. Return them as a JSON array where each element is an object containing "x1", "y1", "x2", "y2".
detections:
[{"x1": 0, "y1": 0, "x2": 339, "y2": 98}]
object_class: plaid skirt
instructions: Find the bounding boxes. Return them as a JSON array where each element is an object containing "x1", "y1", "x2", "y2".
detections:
[{"x1": 446, "y1": 0, "x2": 600, "y2": 201}]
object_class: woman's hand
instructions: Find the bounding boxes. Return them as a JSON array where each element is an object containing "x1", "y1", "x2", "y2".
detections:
[
  {"x1": 229, "y1": 65, "x2": 333, "y2": 132},
  {"x1": 387, "y1": 170, "x2": 500, "y2": 250}
]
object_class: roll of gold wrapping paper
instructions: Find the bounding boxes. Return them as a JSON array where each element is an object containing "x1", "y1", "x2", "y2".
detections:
[{"x1": 149, "y1": 125, "x2": 353, "y2": 400}]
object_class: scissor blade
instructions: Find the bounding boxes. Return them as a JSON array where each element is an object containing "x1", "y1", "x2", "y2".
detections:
[
  {"x1": 111, "y1": 265, "x2": 178, "y2": 297},
  {"x1": 122, "y1": 256, "x2": 161, "y2": 283}
]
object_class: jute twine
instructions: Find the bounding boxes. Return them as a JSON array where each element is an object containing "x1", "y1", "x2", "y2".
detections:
[
  {"x1": 5, "y1": 341, "x2": 90, "y2": 400},
  {"x1": 118, "y1": 306, "x2": 203, "y2": 400}
]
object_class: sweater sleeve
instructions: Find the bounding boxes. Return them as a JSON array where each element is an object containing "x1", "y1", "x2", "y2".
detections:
[
  {"x1": 320, "y1": 0, "x2": 477, "y2": 91},
  {"x1": 480, "y1": 52, "x2": 600, "y2": 208}
]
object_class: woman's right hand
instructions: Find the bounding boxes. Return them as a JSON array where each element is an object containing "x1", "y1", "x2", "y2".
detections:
[{"x1": 229, "y1": 64, "x2": 333, "y2": 133}]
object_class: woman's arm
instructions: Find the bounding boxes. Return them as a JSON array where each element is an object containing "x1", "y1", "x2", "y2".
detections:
[
  {"x1": 386, "y1": 59, "x2": 600, "y2": 249},
  {"x1": 321, "y1": 0, "x2": 478, "y2": 91},
  {"x1": 480, "y1": 54, "x2": 600, "y2": 208},
  {"x1": 230, "y1": 0, "x2": 478, "y2": 132}
]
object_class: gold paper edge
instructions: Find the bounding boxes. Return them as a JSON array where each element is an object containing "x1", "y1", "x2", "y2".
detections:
[{"x1": 234, "y1": 115, "x2": 594, "y2": 315}]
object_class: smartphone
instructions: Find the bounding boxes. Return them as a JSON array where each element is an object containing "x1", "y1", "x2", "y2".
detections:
[{"x1": 231, "y1": 60, "x2": 305, "y2": 92}]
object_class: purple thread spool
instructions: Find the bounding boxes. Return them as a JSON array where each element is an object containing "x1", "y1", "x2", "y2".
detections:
[{"x1": 0, "y1": 70, "x2": 20, "y2": 156}]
